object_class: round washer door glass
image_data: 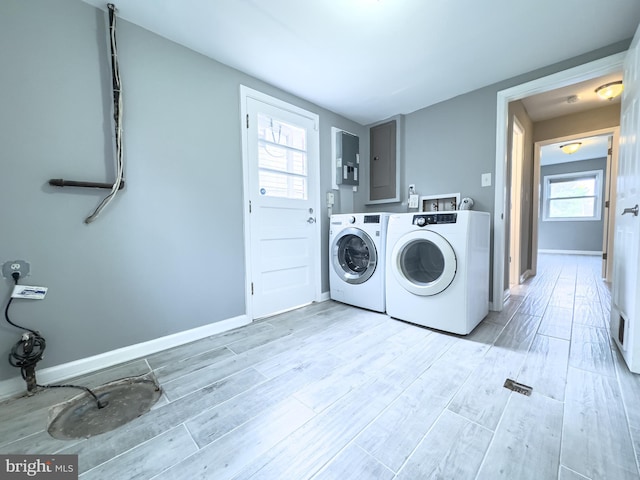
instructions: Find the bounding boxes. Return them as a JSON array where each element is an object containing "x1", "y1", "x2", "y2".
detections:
[
  {"x1": 332, "y1": 228, "x2": 377, "y2": 285},
  {"x1": 391, "y1": 230, "x2": 456, "y2": 296}
]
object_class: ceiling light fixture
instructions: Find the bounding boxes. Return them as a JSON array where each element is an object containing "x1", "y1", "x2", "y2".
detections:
[
  {"x1": 559, "y1": 142, "x2": 582, "y2": 154},
  {"x1": 595, "y1": 81, "x2": 624, "y2": 101}
]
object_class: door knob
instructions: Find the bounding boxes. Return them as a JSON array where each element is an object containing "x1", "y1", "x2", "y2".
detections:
[
  {"x1": 622, "y1": 204, "x2": 639, "y2": 216},
  {"x1": 307, "y1": 217, "x2": 316, "y2": 224}
]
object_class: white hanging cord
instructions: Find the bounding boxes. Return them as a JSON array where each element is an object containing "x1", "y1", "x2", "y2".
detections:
[{"x1": 85, "y1": 3, "x2": 124, "y2": 224}]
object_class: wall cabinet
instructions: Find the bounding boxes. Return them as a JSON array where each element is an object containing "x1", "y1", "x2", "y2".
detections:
[{"x1": 369, "y1": 117, "x2": 400, "y2": 203}]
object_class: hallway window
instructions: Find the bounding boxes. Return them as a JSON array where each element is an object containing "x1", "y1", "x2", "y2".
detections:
[{"x1": 543, "y1": 170, "x2": 603, "y2": 221}]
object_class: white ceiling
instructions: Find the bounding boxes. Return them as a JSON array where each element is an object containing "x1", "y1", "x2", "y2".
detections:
[
  {"x1": 81, "y1": 0, "x2": 640, "y2": 125},
  {"x1": 522, "y1": 73, "x2": 623, "y2": 122},
  {"x1": 541, "y1": 135, "x2": 609, "y2": 166}
]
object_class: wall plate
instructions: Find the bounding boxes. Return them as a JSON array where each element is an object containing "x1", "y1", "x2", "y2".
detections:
[{"x1": 2, "y1": 260, "x2": 30, "y2": 279}]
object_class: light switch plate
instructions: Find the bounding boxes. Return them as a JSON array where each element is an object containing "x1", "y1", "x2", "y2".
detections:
[{"x1": 481, "y1": 173, "x2": 492, "y2": 187}]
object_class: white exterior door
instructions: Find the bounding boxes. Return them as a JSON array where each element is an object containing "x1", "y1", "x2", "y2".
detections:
[
  {"x1": 241, "y1": 88, "x2": 320, "y2": 319},
  {"x1": 611, "y1": 23, "x2": 640, "y2": 372}
]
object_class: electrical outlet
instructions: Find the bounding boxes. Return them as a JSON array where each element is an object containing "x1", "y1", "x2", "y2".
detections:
[{"x1": 2, "y1": 260, "x2": 30, "y2": 279}]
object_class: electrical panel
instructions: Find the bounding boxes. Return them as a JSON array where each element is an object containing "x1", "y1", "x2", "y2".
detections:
[{"x1": 336, "y1": 131, "x2": 359, "y2": 186}]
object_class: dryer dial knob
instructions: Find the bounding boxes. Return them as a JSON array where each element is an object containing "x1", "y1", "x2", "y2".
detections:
[
  {"x1": 349, "y1": 216, "x2": 356, "y2": 224},
  {"x1": 416, "y1": 217, "x2": 426, "y2": 227}
]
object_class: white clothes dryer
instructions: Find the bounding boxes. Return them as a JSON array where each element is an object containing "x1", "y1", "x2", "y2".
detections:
[
  {"x1": 385, "y1": 210, "x2": 490, "y2": 334},
  {"x1": 329, "y1": 213, "x2": 389, "y2": 312}
]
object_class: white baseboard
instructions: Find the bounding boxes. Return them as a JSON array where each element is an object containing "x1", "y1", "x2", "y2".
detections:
[
  {"x1": 520, "y1": 269, "x2": 534, "y2": 283},
  {"x1": 538, "y1": 249, "x2": 601, "y2": 256},
  {"x1": 503, "y1": 288, "x2": 511, "y2": 303},
  {"x1": 319, "y1": 291, "x2": 331, "y2": 302},
  {"x1": 0, "y1": 314, "x2": 250, "y2": 401}
]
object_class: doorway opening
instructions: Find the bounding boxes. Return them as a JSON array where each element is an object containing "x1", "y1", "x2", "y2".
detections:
[
  {"x1": 532, "y1": 130, "x2": 619, "y2": 281},
  {"x1": 493, "y1": 52, "x2": 625, "y2": 310}
]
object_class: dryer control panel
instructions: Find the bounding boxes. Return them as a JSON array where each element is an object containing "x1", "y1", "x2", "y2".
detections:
[{"x1": 413, "y1": 213, "x2": 457, "y2": 226}]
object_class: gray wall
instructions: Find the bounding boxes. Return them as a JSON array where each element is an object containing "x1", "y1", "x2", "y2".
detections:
[
  {"x1": 356, "y1": 41, "x2": 629, "y2": 299},
  {"x1": 534, "y1": 104, "x2": 621, "y2": 142},
  {"x1": 0, "y1": 0, "x2": 364, "y2": 381},
  {"x1": 538, "y1": 158, "x2": 607, "y2": 252}
]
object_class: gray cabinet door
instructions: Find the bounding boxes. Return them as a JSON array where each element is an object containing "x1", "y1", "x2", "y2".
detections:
[{"x1": 370, "y1": 120, "x2": 397, "y2": 201}]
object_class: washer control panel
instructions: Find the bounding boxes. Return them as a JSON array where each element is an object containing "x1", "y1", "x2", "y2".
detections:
[
  {"x1": 363, "y1": 215, "x2": 381, "y2": 224},
  {"x1": 413, "y1": 213, "x2": 457, "y2": 226}
]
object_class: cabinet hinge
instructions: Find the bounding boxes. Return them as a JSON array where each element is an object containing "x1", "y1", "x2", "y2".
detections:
[
  {"x1": 251, "y1": 282, "x2": 254, "y2": 295},
  {"x1": 249, "y1": 200, "x2": 252, "y2": 213},
  {"x1": 603, "y1": 253, "x2": 608, "y2": 260},
  {"x1": 608, "y1": 147, "x2": 613, "y2": 156},
  {"x1": 246, "y1": 114, "x2": 249, "y2": 128},
  {"x1": 605, "y1": 200, "x2": 610, "y2": 208}
]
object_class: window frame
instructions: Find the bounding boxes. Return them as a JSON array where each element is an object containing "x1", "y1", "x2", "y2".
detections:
[{"x1": 542, "y1": 169, "x2": 603, "y2": 222}]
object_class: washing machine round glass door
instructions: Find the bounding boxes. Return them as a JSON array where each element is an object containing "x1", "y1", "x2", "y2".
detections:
[
  {"x1": 391, "y1": 230, "x2": 456, "y2": 296},
  {"x1": 331, "y1": 227, "x2": 378, "y2": 284}
]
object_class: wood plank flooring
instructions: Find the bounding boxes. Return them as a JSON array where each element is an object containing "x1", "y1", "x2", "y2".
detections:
[{"x1": 1, "y1": 253, "x2": 639, "y2": 479}]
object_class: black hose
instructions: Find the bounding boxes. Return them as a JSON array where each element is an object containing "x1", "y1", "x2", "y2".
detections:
[{"x1": 4, "y1": 276, "x2": 106, "y2": 408}]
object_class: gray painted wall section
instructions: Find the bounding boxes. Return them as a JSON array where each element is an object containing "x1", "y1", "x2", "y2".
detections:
[
  {"x1": 0, "y1": 0, "x2": 364, "y2": 382},
  {"x1": 356, "y1": 40, "x2": 629, "y2": 299},
  {"x1": 538, "y1": 158, "x2": 607, "y2": 252}
]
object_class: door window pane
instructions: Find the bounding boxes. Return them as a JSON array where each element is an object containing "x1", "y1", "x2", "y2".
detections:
[
  {"x1": 258, "y1": 171, "x2": 307, "y2": 199},
  {"x1": 257, "y1": 113, "x2": 308, "y2": 199}
]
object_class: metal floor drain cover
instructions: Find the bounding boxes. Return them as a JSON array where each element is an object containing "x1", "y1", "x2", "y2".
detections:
[
  {"x1": 503, "y1": 378, "x2": 533, "y2": 396},
  {"x1": 47, "y1": 374, "x2": 162, "y2": 440}
]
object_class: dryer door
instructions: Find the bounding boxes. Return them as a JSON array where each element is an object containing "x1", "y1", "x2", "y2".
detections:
[
  {"x1": 391, "y1": 230, "x2": 456, "y2": 296},
  {"x1": 331, "y1": 227, "x2": 378, "y2": 284}
]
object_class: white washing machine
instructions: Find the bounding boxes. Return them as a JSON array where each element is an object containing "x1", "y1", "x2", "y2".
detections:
[
  {"x1": 385, "y1": 210, "x2": 490, "y2": 334},
  {"x1": 329, "y1": 213, "x2": 389, "y2": 312}
]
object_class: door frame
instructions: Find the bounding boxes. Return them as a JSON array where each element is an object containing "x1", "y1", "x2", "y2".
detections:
[
  {"x1": 493, "y1": 51, "x2": 625, "y2": 310},
  {"x1": 239, "y1": 85, "x2": 322, "y2": 320},
  {"x1": 531, "y1": 128, "x2": 620, "y2": 280},
  {"x1": 509, "y1": 116, "x2": 525, "y2": 287}
]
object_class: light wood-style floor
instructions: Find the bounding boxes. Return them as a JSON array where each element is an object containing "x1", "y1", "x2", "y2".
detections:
[{"x1": 1, "y1": 254, "x2": 639, "y2": 479}]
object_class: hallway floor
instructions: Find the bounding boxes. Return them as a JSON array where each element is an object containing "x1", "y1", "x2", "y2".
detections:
[{"x1": 0, "y1": 253, "x2": 638, "y2": 479}]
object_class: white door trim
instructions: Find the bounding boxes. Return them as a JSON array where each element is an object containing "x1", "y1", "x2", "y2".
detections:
[
  {"x1": 239, "y1": 85, "x2": 322, "y2": 320},
  {"x1": 493, "y1": 51, "x2": 625, "y2": 311},
  {"x1": 509, "y1": 116, "x2": 524, "y2": 287}
]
